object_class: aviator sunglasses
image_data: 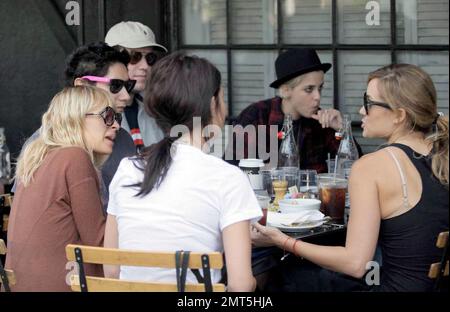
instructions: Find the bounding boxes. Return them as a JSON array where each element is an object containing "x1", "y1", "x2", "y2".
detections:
[{"x1": 128, "y1": 50, "x2": 159, "y2": 66}]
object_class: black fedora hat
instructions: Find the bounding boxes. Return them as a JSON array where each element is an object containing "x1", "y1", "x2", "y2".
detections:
[{"x1": 270, "y1": 48, "x2": 332, "y2": 88}]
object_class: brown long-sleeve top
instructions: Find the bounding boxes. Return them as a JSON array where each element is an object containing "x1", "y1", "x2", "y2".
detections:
[{"x1": 5, "y1": 147, "x2": 106, "y2": 291}]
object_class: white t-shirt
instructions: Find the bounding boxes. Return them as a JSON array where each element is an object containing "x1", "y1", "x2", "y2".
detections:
[{"x1": 107, "y1": 143, "x2": 262, "y2": 284}]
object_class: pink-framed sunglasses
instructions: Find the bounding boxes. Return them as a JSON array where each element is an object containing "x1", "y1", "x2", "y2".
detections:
[{"x1": 81, "y1": 76, "x2": 136, "y2": 94}]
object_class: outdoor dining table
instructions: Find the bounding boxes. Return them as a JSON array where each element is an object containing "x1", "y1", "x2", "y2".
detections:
[
  {"x1": 251, "y1": 209, "x2": 354, "y2": 291},
  {"x1": 252, "y1": 219, "x2": 348, "y2": 271}
]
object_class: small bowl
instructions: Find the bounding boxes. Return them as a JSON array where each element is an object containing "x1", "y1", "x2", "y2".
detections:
[{"x1": 278, "y1": 198, "x2": 321, "y2": 214}]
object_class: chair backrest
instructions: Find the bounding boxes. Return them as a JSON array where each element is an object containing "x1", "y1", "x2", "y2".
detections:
[
  {"x1": 0, "y1": 194, "x2": 12, "y2": 288},
  {"x1": 428, "y1": 231, "x2": 449, "y2": 291},
  {"x1": 65, "y1": 244, "x2": 225, "y2": 292},
  {"x1": 0, "y1": 238, "x2": 16, "y2": 292},
  {"x1": 0, "y1": 194, "x2": 13, "y2": 207},
  {"x1": 0, "y1": 194, "x2": 13, "y2": 236}
]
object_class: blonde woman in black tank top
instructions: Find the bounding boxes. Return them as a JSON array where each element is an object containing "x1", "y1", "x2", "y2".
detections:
[{"x1": 252, "y1": 64, "x2": 449, "y2": 292}]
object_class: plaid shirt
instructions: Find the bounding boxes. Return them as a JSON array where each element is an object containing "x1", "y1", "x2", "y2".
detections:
[{"x1": 227, "y1": 96, "x2": 349, "y2": 173}]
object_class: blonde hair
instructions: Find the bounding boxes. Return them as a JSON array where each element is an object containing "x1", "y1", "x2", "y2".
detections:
[
  {"x1": 15, "y1": 86, "x2": 114, "y2": 186},
  {"x1": 368, "y1": 64, "x2": 449, "y2": 187},
  {"x1": 279, "y1": 75, "x2": 305, "y2": 99}
]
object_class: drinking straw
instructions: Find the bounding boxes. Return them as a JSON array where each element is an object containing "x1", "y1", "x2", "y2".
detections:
[
  {"x1": 305, "y1": 172, "x2": 311, "y2": 198},
  {"x1": 327, "y1": 153, "x2": 331, "y2": 171},
  {"x1": 333, "y1": 155, "x2": 339, "y2": 181}
]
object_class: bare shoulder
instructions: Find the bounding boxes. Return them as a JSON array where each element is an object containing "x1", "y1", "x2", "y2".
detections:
[{"x1": 351, "y1": 149, "x2": 392, "y2": 179}]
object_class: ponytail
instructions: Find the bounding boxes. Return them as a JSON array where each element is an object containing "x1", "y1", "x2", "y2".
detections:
[
  {"x1": 429, "y1": 115, "x2": 449, "y2": 187},
  {"x1": 132, "y1": 136, "x2": 178, "y2": 196},
  {"x1": 132, "y1": 52, "x2": 222, "y2": 197}
]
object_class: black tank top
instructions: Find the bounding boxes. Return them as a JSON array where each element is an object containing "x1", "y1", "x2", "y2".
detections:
[{"x1": 375, "y1": 143, "x2": 449, "y2": 291}]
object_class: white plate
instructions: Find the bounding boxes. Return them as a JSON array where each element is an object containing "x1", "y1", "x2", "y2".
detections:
[{"x1": 267, "y1": 220, "x2": 325, "y2": 233}]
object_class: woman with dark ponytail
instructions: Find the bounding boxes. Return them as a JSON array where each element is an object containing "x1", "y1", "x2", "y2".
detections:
[
  {"x1": 104, "y1": 52, "x2": 261, "y2": 291},
  {"x1": 252, "y1": 64, "x2": 449, "y2": 292}
]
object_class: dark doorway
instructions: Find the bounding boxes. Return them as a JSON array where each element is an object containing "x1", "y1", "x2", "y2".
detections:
[{"x1": 0, "y1": 0, "x2": 166, "y2": 160}]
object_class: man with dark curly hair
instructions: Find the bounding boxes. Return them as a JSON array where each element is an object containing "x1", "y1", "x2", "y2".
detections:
[{"x1": 13, "y1": 42, "x2": 137, "y2": 210}]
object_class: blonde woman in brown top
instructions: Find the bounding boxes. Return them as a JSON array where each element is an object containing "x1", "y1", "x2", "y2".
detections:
[{"x1": 5, "y1": 86, "x2": 120, "y2": 291}]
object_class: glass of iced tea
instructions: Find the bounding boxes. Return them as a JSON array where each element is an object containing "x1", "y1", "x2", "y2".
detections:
[{"x1": 317, "y1": 173, "x2": 347, "y2": 222}]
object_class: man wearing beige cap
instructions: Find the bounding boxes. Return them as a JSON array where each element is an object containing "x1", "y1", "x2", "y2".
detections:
[{"x1": 105, "y1": 21, "x2": 168, "y2": 151}]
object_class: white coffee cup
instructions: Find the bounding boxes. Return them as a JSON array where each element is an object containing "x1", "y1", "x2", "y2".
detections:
[{"x1": 239, "y1": 159, "x2": 264, "y2": 190}]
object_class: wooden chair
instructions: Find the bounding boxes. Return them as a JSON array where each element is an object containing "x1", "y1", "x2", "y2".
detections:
[
  {"x1": 65, "y1": 244, "x2": 226, "y2": 292},
  {"x1": 0, "y1": 239, "x2": 16, "y2": 292},
  {"x1": 0, "y1": 194, "x2": 13, "y2": 238},
  {"x1": 428, "y1": 231, "x2": 449, "y2": 291}
]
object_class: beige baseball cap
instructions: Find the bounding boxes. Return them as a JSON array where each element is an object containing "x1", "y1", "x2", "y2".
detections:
[{"x1": 105, "y1": 21, "x2": 168, "y2": 52}]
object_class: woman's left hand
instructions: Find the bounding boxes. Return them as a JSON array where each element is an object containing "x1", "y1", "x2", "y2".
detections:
[
  {"x1": 312, "y1": 109, "x2": 343, "y2": 131},
  {"x1": 251, "y1": 222, "x2": 288, "y2": 248}
]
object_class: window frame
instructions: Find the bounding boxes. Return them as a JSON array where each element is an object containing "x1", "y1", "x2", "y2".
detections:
[{"x1": 169, "y1": 0, "x2": 449, "y2": 122}]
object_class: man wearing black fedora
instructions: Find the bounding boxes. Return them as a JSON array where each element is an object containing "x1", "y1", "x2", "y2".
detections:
[{"x1": 229, "y1": 48, "x2": 361, "y2": 172}]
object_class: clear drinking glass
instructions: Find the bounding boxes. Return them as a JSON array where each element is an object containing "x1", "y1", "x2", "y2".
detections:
[
  {"x1": 270, "y1": 169, "x2": 286, "y2": 208},
  {"x1": 326, "y1": 159, "x2": 337, "y2": 174},
  {"x1": 280, "y1": 167, "x2": 299, "y2": 190},
  {"x1": 270, "y1": 169, "x2": 285, "y2": 184},
  {"x1": 260, "y1": 170, "x2": 274, "y2": 198},
  {"x1": 298, "y1": 170, "x2": 318, "y2": 199}
]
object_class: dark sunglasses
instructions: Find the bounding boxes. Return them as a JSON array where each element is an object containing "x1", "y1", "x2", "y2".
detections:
[
  {"x1": 129, "y1": 51, "x2": 159, "y2": 66},
  {"x1": 363, "y1": 92, "x2": 392, "y2": 115},
  {"x1": 85, "y1": 106, "x2": 122, "y2": 127},
  {"x1": 81, "y1": 76, "x2": 136, "y2": 94}
]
